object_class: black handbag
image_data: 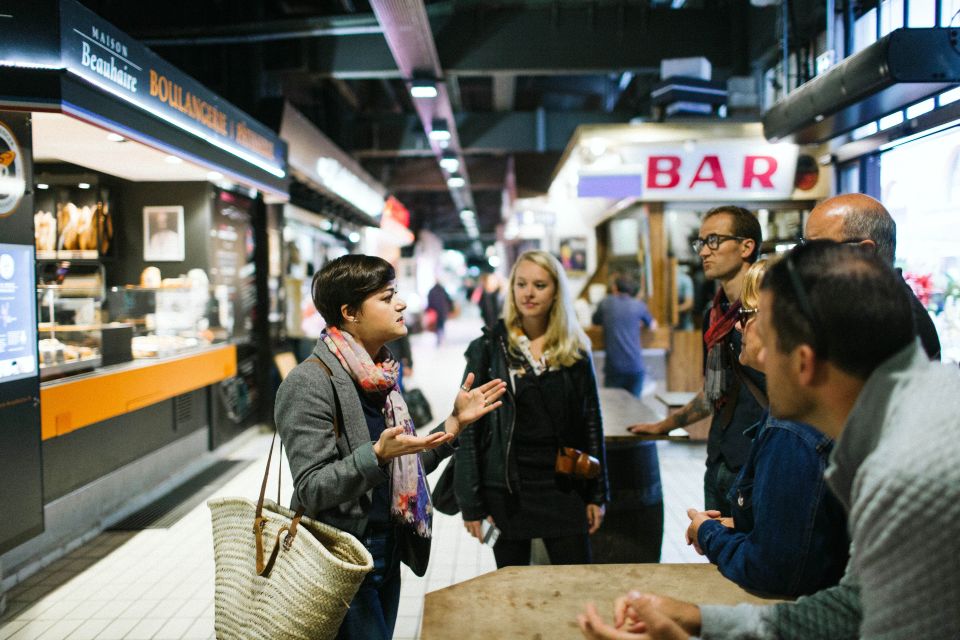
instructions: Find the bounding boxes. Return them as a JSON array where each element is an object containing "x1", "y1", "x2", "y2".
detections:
[
  {"x1": 430, "y1": 457, "x2": 459, "y2": 516},
  {"x1": 403, "y1": 388, "x2": 433, "y2": 427},
  {"x1": 397, "y1": 524, "x2": 431, "y2": 577}
]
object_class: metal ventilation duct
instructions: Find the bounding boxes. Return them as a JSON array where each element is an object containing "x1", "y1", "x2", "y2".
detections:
[{"x1": 763, "y1": 28, "x2": 960, "y2": 144}]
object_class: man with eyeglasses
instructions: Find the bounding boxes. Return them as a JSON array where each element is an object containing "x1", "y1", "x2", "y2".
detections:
[
  {"x1": 577, "y1": 242, "x2": 960, "y2": 640},
  {"x1": 803, "y1": 192, "x2": 940, "y2": 360},
  {"x1": 630, "y1": 206, "x2": 765, "y2": 516}
]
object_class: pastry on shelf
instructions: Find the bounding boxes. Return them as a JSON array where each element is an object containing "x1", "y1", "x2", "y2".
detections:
[{"x1": 34, "y1": 210, "x2": 56, "y2": 251}]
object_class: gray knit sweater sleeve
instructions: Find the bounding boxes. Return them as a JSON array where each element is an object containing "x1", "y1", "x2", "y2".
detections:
[{"x1": 698, "y1": 570, "x2": 861, "y2": 640}]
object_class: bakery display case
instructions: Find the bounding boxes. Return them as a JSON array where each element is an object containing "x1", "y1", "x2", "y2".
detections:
[
  {"x1": 36, "y1": 261, "x2": 105, "y2": 380},
  {"x1": 33, "y1": 173, "x2": 114, "y2": 261},
  {"x1": 106, "y1": 271, "x2": 217, "y2": 359}
]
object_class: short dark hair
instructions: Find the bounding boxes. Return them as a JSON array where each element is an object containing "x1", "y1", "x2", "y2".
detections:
[
  {"x1": 761, "y1": 241, "x2": 914, "y2": 379},
  {"x1": 703, "y1": 205, "x2": 763, "y2": 263},
  {"x1": 614, "y1": 275, "x2": 638, "y2": 297},
  {"x1": 311, "y1": 254, "x2": 395, "y2": 328}
]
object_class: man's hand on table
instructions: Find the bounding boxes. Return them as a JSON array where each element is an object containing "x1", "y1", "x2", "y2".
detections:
[
  {"x1": 684, "y1": 508, "x2": 732, "y2": 555},
  {"x1": 578, "y1": 592, "x2": 699, "y2": 639},
  {"x1": 627, "y1": 419, "x2": 671, "y2": 435}
]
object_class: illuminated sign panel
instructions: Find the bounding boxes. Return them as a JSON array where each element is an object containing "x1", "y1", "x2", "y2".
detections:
[
  {"x1": 578, "y1": 140, "x2": 799, "y2": 201},
  {"x1": 58, "y1": 0, "x2": 285, "y2": 177}
]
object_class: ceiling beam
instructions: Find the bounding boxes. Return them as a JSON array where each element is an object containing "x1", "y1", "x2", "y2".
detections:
[
  {"x1": 352, "y1": 110, "x2": 629, "y2": 156},
  {"x1": 300, "y1": 5, "x2": 736, "y2": 78}
]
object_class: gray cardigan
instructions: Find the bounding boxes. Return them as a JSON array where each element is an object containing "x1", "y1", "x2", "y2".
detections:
[{"x1": 274, "y1": 342, "x2": 455, "y2": 539}]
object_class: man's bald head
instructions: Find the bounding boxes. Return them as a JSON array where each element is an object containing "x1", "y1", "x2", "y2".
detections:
[{"x1": 805, "y1": 193, "x2": 896, "y2": 265}]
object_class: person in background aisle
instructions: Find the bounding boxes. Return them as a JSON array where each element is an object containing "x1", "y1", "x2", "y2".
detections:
[
  {"x1": 684, "y1": 258, "x2": 848, "y2": 598},
  {"x1": 455, "y1": 250, "x2": 609, "y2": 568},
  {"x1": 592, "y1": 274, "x2": 657, "y2": 398},
  {"x1": 803, "y1": 192, "x2": 940, "y2": 360},
  {"x1": 629, "y1": 206, "x2": 765, "y2": 516},
  {"x1": 275, "y1": 255, "x2": 506, "y2": 640},
  {"x1": 386, "y1": 334, "x2": 413, "y2": 392},
  {"x1": 676, "y1": 264, "x2": 695, "y2": 331},
  {"x1": 478, "y1": 272, "x2": 504, "y2": 329},
  {"x1": 426, "y1": 281, "x2": 454, "y2": 346},
  {"x1": 577, "y1": 242, "x2": 960, "y2": 640},
  {"x1": 591, "y1": 273, "x2": 663, "y2": 562}
]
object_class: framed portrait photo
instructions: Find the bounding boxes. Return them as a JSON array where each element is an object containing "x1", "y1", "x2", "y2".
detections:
[
  {"x1": 143, "y1": 205, "x2": 185, "y2": 262},
  {"x1": 558, "y1": 236, "x2": 588, "y2": 275}
]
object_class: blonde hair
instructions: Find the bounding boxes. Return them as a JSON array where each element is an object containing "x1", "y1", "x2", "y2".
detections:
[
  {"x1": 741, "y1": 257, "x2": 774, "y2": 310},
  {"x1": 503, "y1": 250, "x2": 589, "y2": 367}
]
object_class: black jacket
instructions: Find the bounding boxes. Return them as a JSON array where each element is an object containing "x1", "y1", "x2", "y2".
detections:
[{"x1": 453, "y1": 321, "x2": 609, "y2": 521}]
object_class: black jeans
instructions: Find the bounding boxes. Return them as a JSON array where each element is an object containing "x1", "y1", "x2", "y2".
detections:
[
  {"x1": 492, "y1": 534, "x2": 591, "y2": 568},
  {"x1": 704, "y1": 459, "x2": 740, "y2": 515}
]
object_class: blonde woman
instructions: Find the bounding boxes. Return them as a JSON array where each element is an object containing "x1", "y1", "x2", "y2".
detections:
[{"x1": 454, "y1": 250, "x2": 609, "y2": 567}]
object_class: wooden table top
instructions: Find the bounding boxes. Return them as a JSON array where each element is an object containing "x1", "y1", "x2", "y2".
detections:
[
  {"x1": 421, "y1": 563, "x2": 781, "y2": 640},
  {"x1": 599, "y1": 388, "x2": 690, "y2": 442}
]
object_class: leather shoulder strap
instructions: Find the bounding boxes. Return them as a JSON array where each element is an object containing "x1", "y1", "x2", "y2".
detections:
[{"x1": 728, "y1": 342, "x2": 768, "y2": 410}]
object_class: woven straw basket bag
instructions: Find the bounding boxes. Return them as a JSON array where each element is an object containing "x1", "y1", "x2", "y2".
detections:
[{"x1": 208, "y1": 434, "x2": 373, "y2": 640}]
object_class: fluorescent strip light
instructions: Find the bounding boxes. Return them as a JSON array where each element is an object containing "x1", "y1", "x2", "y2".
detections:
[
  {"x1": 106, "y1": 133, "x2": 126, "y2": 142},
  {"x1": 447, "y1": 175, "x2": 465, "y2": 188},
  {"x1": 439, "y1": 154, "x2": 460, "y2": 172},
  {"x1": 78, "y1": 182, "x2": 91, "y2": 189},
  {"x1": 429, "y1": 118, "x2": 451, "y2": 142},
  {"x1": 410, "y1": 79, "x2": 438, "y2": 99},
  {"x1": 878, "y1": 118, "x2": 960, "y2": 151}
]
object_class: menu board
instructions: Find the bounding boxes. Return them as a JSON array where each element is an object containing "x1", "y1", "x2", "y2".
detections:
[{"x1": 0, "y1": 243, "x2": 37, "y2": 384}]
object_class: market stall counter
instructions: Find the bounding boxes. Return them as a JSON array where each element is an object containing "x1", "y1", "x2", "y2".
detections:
[
  {"x1": 40, "y1": 342, "x2": 236, "y2": 440},
  {"x1": 422, "y1": 563, "x2": 782, "y2": 640}
]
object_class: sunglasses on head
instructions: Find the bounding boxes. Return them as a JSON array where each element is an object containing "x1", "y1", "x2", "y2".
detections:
[{"x1": 737, "y1": 306, "x2": 758, "y2": 329}]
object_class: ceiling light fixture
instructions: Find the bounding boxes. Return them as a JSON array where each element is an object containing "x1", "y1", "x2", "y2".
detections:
[
  {"x1": 165, "y1": 155, "x2": 183, "y2": 164},
  {"x1": 106, "y1": 133, "x2": 125, "y2": 142},
  {"x1": 447, "y1": 174, "x2": 465, "y2": 188},
  {"x1": 410, "y1": 78, "x2": 438, "y2": 99},
  {"x1": 429, "y1": 118, "x2": 451, "y2": 142},
  {"x1": 439, "y1": 152, "x2": 460, "y2": 172},
  {"x1": 36, "y1": 183, "x2": 49, "y2": 190},
  {"x1": 77, "y1": 182, "x2": 91, "y2": 189}
]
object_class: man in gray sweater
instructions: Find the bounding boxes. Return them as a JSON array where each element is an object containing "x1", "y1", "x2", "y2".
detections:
[{"x1": 578, "y1": 242, "x2": 960, "y2": 640}]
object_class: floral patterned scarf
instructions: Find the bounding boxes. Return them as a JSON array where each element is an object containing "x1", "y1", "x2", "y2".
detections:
[{"x1": 321, "y1": 326, "x2": 432, "y2": 538}]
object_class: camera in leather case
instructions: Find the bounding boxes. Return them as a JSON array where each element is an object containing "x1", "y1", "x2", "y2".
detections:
[{"x1": 555, "y1": 447, "x2": 601, "y2": 480}]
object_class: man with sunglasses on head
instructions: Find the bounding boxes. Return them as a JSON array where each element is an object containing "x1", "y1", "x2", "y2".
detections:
[
  {"x1": 804, "y1": 192, "x2": 940, "y2": 360},
  {"x1": 578, "y1": 242, "x2": 960, "y2": 640},
  {"x1": 630, "y1": 206, "x2": 765, "y2": 516}
]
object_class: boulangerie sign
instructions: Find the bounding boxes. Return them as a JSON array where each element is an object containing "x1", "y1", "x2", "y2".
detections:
[{"x1": 578, "y1": 140, "x2": 800, "y2": 201}]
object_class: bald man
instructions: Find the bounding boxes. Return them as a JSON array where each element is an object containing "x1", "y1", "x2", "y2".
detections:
[{"x1": 804, "y1": 193, "x2": 941, "y2": 360}]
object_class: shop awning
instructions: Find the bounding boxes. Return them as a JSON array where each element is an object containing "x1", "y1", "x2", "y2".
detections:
[{"x1": 0, "y1": 0, "x2": 289, "y2": 200}]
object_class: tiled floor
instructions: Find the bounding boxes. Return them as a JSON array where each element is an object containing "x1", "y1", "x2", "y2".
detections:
[{"x1": 0, "y1": 314, "x2": 706, "y2": 639}]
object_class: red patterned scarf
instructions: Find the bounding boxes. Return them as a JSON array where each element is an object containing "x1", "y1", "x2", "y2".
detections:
[
  {"x1": 703, "y1": 289, "x2": 741, "y2": 402},
  {"x1": 321, "y1": 326, "x2": 432, "y2": 537}
]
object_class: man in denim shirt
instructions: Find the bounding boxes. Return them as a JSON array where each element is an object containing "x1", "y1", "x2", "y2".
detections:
[{"x1": 685, "y1": 259, "x2": 848, "y2": 598}]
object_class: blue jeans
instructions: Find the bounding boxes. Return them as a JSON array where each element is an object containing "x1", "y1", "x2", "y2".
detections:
[
  {"x1": 336, "y1": 529, "x2": 402, "y2": 640},
  {"x1": 605, "y1": 371, "x2": 645, "y2": 398}
]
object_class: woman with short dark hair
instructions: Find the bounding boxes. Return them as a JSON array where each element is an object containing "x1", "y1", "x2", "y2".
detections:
[{"x1": 276, "y1": 254, "x2": 506, "y2": 639}]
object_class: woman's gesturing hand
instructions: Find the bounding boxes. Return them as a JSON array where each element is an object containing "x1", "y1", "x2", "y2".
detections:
[
  {"x1": 372, "y1": 426, "x2": 454, "y2": 464},
  {"x1": 445, "y1": 373, "x2": 508, "y2": 437},
  {"x1": 587, "y1": 504, "x2": 606, "y2": 534}
]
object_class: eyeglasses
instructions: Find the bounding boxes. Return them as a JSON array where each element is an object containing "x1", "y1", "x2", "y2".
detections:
[
  {"x1": 692, "y1": 233, "x2": 746, "y2": 253},
  {"x1": 784, "y1": 252, "x2": 827, "y2": 356},
  {"x1": 736, "y1": 306, "x2": 758, "y2": 329}
]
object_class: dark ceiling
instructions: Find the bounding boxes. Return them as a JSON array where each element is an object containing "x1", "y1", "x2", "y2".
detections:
[{"x1": 77, "y1": 0, "x2": 825, "y2": 255}]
